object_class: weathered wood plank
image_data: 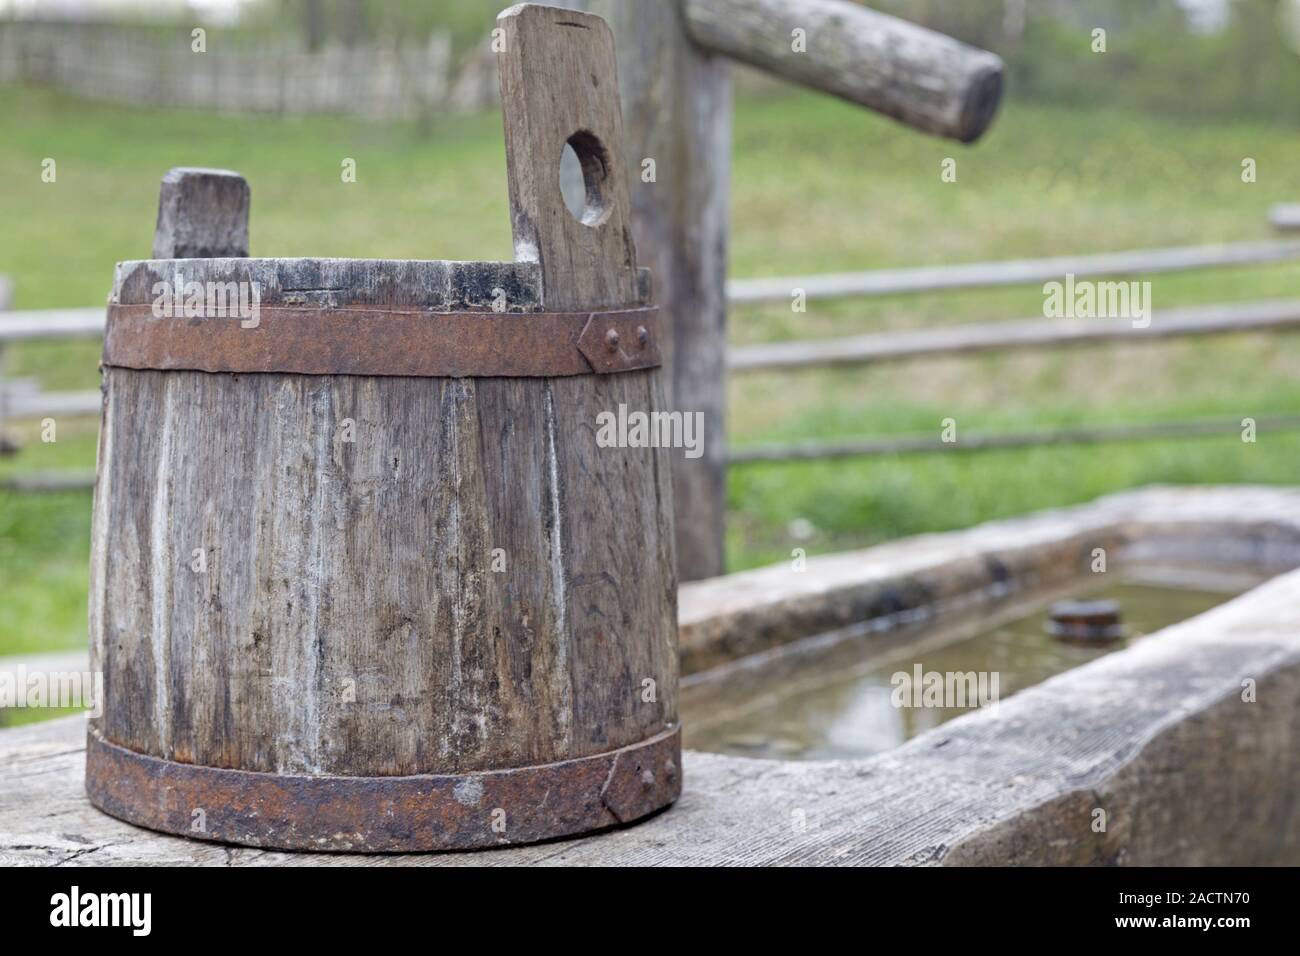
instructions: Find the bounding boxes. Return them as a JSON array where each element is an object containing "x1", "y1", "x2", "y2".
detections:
[
  {"x1": 152, "y1": 168, "x2": 250, "y2": 259},
  {"x1": 729, "y1": 298, "x2": 1300, "y2": 372},
  {"x1": 547, "y1": 369, "x2": 678, "y2": 750},
  {"x1": 728, "y1": 239, "x2": 1300, "y2": 304},
  {"x1": 684, "y1": 0, "x2": 1003, "y2": 143}
]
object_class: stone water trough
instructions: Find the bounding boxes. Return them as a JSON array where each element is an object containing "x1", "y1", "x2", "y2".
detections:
[{"x1": 2, "y1": 484, "x2": 1298, "y2": 865}]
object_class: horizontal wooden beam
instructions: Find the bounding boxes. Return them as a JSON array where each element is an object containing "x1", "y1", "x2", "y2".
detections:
[
  {"x1": 729, "y1": 299, "x2": 1300, "y2": 372},
  {"x1": 0, "y1": 471, "x2": 95, "y2": 492},
  {"x1": 728, "y1": 240, "x2": 1300, "y2": 304},
  {"x1": 0, "y1": 309, "x2": 104, "y2": 342},
  {"x1": 1269, "y1": 204, "x2": 1300, "y2": 232},
  {"x1": 5, "y1": 390, "x2": 102, "y2": 419},
  {"x1": 730, "y1": 415, "x2": 1300, "y2": 464},
  {"x1": 683, "y1": 0, "x2": 1003, "y2": 143}
]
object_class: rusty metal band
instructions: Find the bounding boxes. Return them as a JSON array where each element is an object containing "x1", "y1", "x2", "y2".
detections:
[
  {"x1": 85, "y1": 724, "x2": 680, "y2": 853},
  {"x1": 101, "y1": 303, "x2": 661, "y2": 378}
]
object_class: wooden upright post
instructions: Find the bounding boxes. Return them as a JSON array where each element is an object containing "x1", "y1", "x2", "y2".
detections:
[{"x1": 587, "y1": 0, "x2": 733, "y2": 582}]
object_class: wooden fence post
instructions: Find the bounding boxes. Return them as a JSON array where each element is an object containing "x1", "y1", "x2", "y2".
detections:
[{"x1": 0, "y1": 276, "x2": 10, "y2": 456}]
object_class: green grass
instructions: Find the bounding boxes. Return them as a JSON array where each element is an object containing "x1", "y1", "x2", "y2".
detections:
[
  {"x1": 0, "y1": 88, "x2": 514, "y2": 311},
  {"x1": 723, "y1": 92, "x2": 1300, "y2": 565},
  {"x1": 1, "y1": 84, "x2": 1299, "y2": 655},
  {"x1": 0, "y1": 487, "x2": 92, "y2": 655}
]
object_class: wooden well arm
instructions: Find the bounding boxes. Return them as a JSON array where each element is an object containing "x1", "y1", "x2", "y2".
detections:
[{"x1": 683, "y1": 0, "x2": 1004, "y2": 143}]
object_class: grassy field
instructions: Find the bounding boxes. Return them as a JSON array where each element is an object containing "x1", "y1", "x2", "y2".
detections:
[{"x1": 2, "y1": 84, "x2": 1299, "y2": 656}]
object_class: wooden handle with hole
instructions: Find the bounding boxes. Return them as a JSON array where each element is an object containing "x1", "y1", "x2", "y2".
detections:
[{"x1": 496, "y1": 3, "x2": 640, "y2": 311}]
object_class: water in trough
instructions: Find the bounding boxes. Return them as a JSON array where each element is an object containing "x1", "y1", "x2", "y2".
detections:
[{"x1": 681, "y1": 569, "x2": 1259, "y2": 761}]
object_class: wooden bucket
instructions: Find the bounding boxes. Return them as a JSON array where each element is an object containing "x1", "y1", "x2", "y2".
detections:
[{"x1": 85, "y1": 4, "x2": 680, "y2": 852}]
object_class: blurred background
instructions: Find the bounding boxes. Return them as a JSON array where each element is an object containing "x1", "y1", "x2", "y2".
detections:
[{"x1": 2, "y1": 0, "x2": 1299, "y2": 670}]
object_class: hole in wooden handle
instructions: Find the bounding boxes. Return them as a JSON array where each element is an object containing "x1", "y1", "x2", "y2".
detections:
[{"x1": 560, "y1": 130, "x2": 612, "y2": 227}]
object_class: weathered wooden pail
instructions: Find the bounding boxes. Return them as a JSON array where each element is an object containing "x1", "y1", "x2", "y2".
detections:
[{"x1": 85, "y1": 4, "x2": 679, "y2": 852}]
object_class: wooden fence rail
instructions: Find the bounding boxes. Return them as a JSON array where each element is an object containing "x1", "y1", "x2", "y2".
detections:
[
  {"x1": 730, "y1": 415, "x2": 1300, "y2": 464},
  {"x1": 728, "y1": 239, "x2": 1300, "y2": 304},
  {"x1": 729, "y1": 298, "x2": 1300, "y2": 372},
  {"x1": 0, "y1": 309, "x2": 104, "y2": 343},
  {"x1": 0, "y1": 471, "x2": 95, "y2": 492},
  {"x1": 5, "y1": 390, "x2": 101, "y2": 419},
  {"x1": 0, "y1": 310, "x2": 104, "y2": 432}
]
